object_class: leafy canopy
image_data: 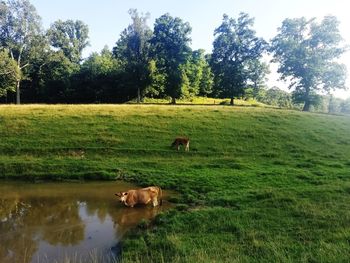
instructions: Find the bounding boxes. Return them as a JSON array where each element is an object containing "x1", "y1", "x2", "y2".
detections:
[
  {"x1": 113, "y1": 9, "x2": 153, "y2": 102},
  {"x1": 211, "y1": 13, "x2": 266, "y2": 104},
  {"x1": 0, "y1": 49, "x2": 20, "y2": 96},
  {"x1": 0, "y1": 0, "x2": 42, "y2": 103},
  {"x1": 151, "y1": 13, "x2": 192, "y2": 103},
  {"x1": 270, "y1": 16, "x2": 348, "y2": 111},
  {"x1": 47, "y1": 19, "x2": 89, "y2": 64}
]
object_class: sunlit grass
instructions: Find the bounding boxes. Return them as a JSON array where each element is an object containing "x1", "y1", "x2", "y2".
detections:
[
  {"x1": 128, "y1": 96, "x2": 267, "y2": 106},
  {"x1": 1, "y1": 104, "x2": 350, "y2": 262}
]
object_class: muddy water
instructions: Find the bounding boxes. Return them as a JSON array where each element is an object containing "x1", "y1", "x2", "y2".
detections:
[{"x1": 0, "y1": 181, "x2": 173, "y2": 263}]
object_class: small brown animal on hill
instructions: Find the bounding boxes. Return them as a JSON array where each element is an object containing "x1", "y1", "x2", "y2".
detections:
[
  {"x1": 171, "y1": 137, "x2": 190, "y2": 151},
  {"x1": 115, "y1": 186, "x2": 162, "y2": 207}
]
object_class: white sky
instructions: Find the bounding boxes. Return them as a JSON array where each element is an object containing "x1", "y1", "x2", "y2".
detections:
[{"x1": 31, "y1": 0, "x2": 350, "y2": 98}]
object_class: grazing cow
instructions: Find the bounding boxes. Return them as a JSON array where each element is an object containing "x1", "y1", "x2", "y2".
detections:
[
  {"x1": 115, "y1": 186, "x2": 162, "y2": 207},
  {"x1": 171, "y1": 137, "x2": 190, "y2": 151}
]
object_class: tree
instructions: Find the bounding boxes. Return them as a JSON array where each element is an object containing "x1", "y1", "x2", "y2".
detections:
[
  {"x1": 47, "y1": 19, "x2": 89, "y2": 64},
  {"x1": 257, "y1": 86, "x2": 293, "y2": 108},
  {"x1": 37, "y1": 50, "x2": 79, "y2": 103},
  {"x1": 270, "y1": 16, "x2": 348, "y2": 111},
  {"x1": 211, "y1": 13, "x2": 266, "y2": 105},
  {"x1": 247, "y1": 60, "x2": 270, "y2": 98},
  {"x1": 340, "y1": 98, "x2": 350, "y2": 114},
  {"x1": 184, "y1": 49, "x2": 214, "y2": 97},
  {"x1": 151, "y1": 13, "x2": 192, "y2": 104},
  {"x1": 145, "y1": 59, "x2": 165, "y2": 98},
  {"x1": 199, "y1": 54, "x2": 214, "y2": 97},
  {"x1": 326, "y1": 95, "x2": 341, "y2": 114},
  {"x1": 113, "y1": 9, "x2": 152, "y2": 103},
  {"x1": 0, "y1": 49, "x2": 20, "y2": 99},
  {"x1": 74, "y1": 46, "x2": 123, "y2": 103},
  {"x1": 0, "y1": 0, "x2": 42, "y2": 104}
]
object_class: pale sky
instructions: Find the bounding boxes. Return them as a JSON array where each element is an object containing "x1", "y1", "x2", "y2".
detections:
[{"x1": 31, "y1": 0, "x2": 350, "y2": 99}]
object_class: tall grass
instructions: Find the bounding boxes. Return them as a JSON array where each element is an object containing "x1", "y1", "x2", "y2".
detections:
[
  {"x1": 1, "y1": 104, "x2": 350, "y2": 262},
  {"x1": 33, "y1": 249, "x2": 119, "y2": 263}
]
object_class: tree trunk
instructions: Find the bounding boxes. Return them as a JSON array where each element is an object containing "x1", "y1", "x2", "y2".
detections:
[
  {"x1": 171, "y1": 97, "x2": 176, "y2": 104},
  {"x1": 302, "y1": 88, "x2": 311, "y2": 112},
  {"x1": 137, "y1": 88, "x2": 141, "y2": 104},
  {"x1": 302, "y1": 100, "x2": 311, "y2": 111},
  {"x1": 230, "y1": 85, "x2": 235, "y2": 106},
  {"x1": 328, "y1": 95, "x2": 333, "y2": 114},
  {"x1": 16, "y1": 80, "x2": 21, "y2": 105},
  {"x1": 253, "y1": 82, "x2": 258, "y2": 99}
]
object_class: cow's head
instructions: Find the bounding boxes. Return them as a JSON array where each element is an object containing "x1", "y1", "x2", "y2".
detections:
[{"x1": 115, "y1": 192, "x2": 128, "y2": 203}]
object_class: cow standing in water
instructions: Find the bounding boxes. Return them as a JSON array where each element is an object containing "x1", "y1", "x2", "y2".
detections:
[
  {"x1": 115, "y1": 186, "x2": 162, "y2": 207},
  {"x1": 171, "y1": 137, "x2": 190, "y2": 151}
]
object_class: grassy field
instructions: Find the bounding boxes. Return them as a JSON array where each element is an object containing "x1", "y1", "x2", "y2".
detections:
[
  {"x1": 127, "y1": 96, "x2": 267, "y2": 107},
  {"x1": 1, "y1": 104, "x2": 350, "y2": 262}
]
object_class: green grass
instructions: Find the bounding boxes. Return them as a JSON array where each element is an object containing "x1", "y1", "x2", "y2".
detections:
[
  {"x1": 128, "y1": 96, "x2": 267, "y2": 107},
  {"x1": 1, "y1": 104, "x2": 350, "y2": 262}
]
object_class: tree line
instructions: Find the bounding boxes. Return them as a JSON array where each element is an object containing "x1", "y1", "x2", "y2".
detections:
[{"x1": 0, "y1": 0, "x2": 348, "y2": 111}]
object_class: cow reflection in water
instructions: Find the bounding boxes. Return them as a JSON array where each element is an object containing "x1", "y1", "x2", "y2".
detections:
[
  {"x1": 84, "y1": 198, "x2": 165, "y2": 235},
  {"x1": 113, "y1": 206, "x2": 161, "y2": 228}
]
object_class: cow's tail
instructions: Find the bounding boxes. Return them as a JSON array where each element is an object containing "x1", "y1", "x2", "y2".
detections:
[{"x1": 158, "y1": 186, "x2": 163, "y2": 206}]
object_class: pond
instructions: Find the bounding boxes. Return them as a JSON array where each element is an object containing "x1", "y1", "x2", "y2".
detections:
[{"x1": 0, "y1": 181, "x2": 174, "y2": 263}]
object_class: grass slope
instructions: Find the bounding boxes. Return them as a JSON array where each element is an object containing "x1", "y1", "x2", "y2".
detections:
[{"x1": 1, "y1": 105, "x2": 350, "y2": 262}]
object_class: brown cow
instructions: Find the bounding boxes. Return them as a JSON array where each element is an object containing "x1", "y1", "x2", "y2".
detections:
[
  {"x1": 171, "y1": 137, "x2": 190, "y2": 151},
  {"x1": 115, "y1": 186, "x2": 162, "y2": 207}
]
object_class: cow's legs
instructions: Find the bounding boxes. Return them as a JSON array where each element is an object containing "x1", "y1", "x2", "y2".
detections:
[{"x1": 152, "y1": 198, "x2": 159, "y2": 207}]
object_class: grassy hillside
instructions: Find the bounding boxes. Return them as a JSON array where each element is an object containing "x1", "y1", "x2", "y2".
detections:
[{"x1": 1, "y1": 105, "x2": 350, "y2": 262}]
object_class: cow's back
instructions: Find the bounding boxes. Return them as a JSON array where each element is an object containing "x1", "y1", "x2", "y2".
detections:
[{"x1": 125, "y1": 186, "x2": 161, "y2": 207}]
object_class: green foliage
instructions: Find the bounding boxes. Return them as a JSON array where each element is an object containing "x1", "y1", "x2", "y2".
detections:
[
  {"x1": 311, "y1": 95, "x2": 350, "y2": 115},
  {"x1": 151, "y1": 13, "x2": 192, "y2": 103},
  {"x1": 257, "y1": 87, "x2": 293, "y2": 108},
  {"x1": 113, "y1": 9, "x2": 153, "y2": 102},
  {"x1": 0, "y1": 0, "x2": 43, "y2": 103},
  {"x1": 47, "y1": 19, "x2": 89, "y2": 64},
  {"x1": 199, "y1": 59, "x2": 214, "y2": 96},
  {"x1": 85, "y1": 47, "x2": 118, "y2": 76},
  {"x1": 0, "y1": 49, "x2": 20, "y2": 96},
  {"x1": 179, "y1": 64, "x2": 191, "y2": 98},
  {"x1": 292, "y1": 89, "x2": 323, "y2": 110},
  {"x1": 37, "y1": 51, "x2": 79, "y2": 102},
  {"x1": 73, "y1": 47, "x2": 124, "y2": 103},
  {"x1": 0, "y1": 0, "x2": 42, "y2": 54},
  {"x1": 247, "y1": 60, "x2": 270, "y2": 98},
  {"x1": 340, "y1": 98, "x2": 350, "y2": 114},
  {"x1": 211, "y1": 13, "x2": 267, "y2": 104},
  {"x1": 270, "y1": 16, "x2": 347, "y2": 111},
  {"x1": 0, "y1": 2, "x2": 348, "y2": 109},
  {"x1": 184, "y1": 49, "x2": 214, "y2": 97},
  {"x1": 145, "y1": 59, "x2": 165, "y2": 97}
]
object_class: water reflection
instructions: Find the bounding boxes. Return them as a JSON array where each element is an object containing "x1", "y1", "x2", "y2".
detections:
[{"x1": 0, "y1": 181, "x2": 172, "y2": 263}]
